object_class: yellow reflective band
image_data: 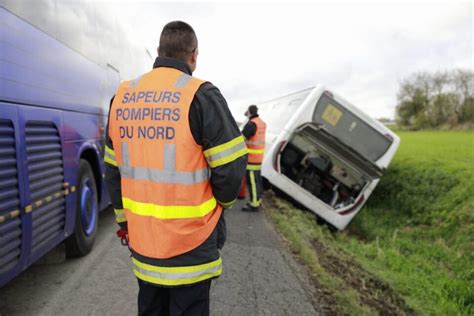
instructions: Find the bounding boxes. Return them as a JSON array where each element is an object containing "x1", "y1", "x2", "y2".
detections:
[
  {"x1": 24, "y1": 185, "x2": 69, "y2": 215},
  {"x1": 105, "y1": 145, "x2": 116, "y2": 156},
  {"x1": 247, "y1": 148, "x2": 264, "y2": 154},
  {"x1": 250, "y1": 199, "x2": 262, "y2": 207},
  {"x1": 115, "y1": 215, "x2": 127, "y2": 223},
  {"x1": 133, "y1": 269, "x2": 222, "y2": 286},
  {"x1": 104, "y1": 155, "x2": 117, "y2": 166},
  {"x1": 122, "y1": 197, "x2": 217, "y2": 219},
  {"x1": 218, "y1": 199, "x2": 236, "y2": 209},
  {"x1": 203, "y1": 135, "x2": 245, "y2": 158},
  {"x1": 207, "y1": 147, "x2": 247, "y2": 169},
  {"x1": 249, "y1": 171, "x2": 259, "y2": 206},
  {"x1": 133, "y1": 257, "x2": 221, "y2": 274},
  {"x1": 246, "y1": 164, "x2": 262, "y2": 171},
  {"x1": 204, "y1": 135, "x2": 248, "y2": 168},
  {"x1": 114, "y1": 208, "x2": 126, "y2": 222},
  {"x1": 132, "y1": 257, "x2": 222, "y2": 286}
]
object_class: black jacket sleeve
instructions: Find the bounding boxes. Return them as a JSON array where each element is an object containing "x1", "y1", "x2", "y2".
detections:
[
  {"x1": 190, "y1": 82, "x2": 247, "y2": 209},
  {"x1": 104, "y1": 96, "x2": 127, "y2": 229},
  {"x1": 242, "y1": 121, "x2": 257, "y2": 139}
]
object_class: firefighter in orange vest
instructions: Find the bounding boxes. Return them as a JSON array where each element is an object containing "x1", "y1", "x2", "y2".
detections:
[
  {"x1": 104, "y1": 21, "x2": 247, "y2": 315},
  {"x1": 242, "y1": 105, "x2": 267, "y2": 212}
]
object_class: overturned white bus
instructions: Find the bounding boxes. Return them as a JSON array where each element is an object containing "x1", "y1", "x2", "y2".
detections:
[{"x1": 253, "y1": 86, "x2": 400, "y2": 230}]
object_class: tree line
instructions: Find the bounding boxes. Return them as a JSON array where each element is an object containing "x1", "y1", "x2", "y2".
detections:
[{"x1": 396, "y1": 69, "x2": 473, "y2": 129}]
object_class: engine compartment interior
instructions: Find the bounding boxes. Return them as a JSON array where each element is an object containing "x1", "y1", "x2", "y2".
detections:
[{"x1": 280, "y1": 128, "x2": 369, "y2": 209}]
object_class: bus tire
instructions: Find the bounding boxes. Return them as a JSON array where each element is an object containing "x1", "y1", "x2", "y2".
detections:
[
  {"x1": 65, "y1": 159, "x2": 99, "y2": 257},
  {"x1": 262, "y1": 177, "x2": 272, "y2": 191}
]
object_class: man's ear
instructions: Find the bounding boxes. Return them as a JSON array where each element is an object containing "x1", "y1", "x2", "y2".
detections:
[{"x1": 191, "y1": 48, "x2": 198, "y2": 64}]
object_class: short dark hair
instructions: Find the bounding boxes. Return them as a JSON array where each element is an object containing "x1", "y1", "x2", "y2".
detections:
[
  {"x1": 158, "y1": 21, "x2": 198, "y2": 62},
  {"x1": 248, "y1": 105, "x2": 258, "y2": 115}
]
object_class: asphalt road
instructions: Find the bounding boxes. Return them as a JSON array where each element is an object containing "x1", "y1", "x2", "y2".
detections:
[{"x1": 0, "y1": 200, "x2": 318, "y2": 315}]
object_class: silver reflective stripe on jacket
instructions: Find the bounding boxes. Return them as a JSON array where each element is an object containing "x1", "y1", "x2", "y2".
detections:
[
  {"x1": 175, "y1": 73, "x2": 192, "y2": 88},
  {"x1": 119, "y1": 142, "x2": 210, "y2": 185},
  {"x1": 119, "y1": 166, "x2": 210, "y2": 185},
  {"x1": 133, "y1": 261, "x2": 222, "y2": 280},
  {"x1": 128, "y1": 75, "x2": 142, "y2": 88},
  {"x1": 205, "y1": 141, "x2": 247, "y2": 164}
]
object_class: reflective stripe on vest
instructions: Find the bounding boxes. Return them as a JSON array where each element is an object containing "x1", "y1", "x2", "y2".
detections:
[
  {"x1": 132, "y1": 257, "x2": 222, "y2": 286},
  {"x1": 245, "y1": 140, "x2": 265, "y2": 146},
  {"x1": 245, "y1": 117, "x2": 267, "y2": 164},
  {"x1": 246, "y1": 164, "x2": 262, "y2": 171},
  {"x1": 119, "y1": 142, "x2": 211, "y2": 185},
  {"x1": 109, "y1": 67, "x2": 223, "y2": 264},
  {"x1": 123, "y1": 196, "x2": 217, "y2": 219},
  {"x1": 247, "y1": 148, "x2": 265, "y2": 154},
  {"x1": 114, "y1": 208, "x2": 126, "y2": 223}
]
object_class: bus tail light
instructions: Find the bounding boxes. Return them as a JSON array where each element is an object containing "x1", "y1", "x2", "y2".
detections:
[
  {"x1": 338, "y1": 195, "x2": 365, "y2": 215},
  {"x1": 273, "y1": 141, "x2": 287, "y2": 172},
  {"x1": 323, "y1": 90, "x2": 334, "y2": 98},
  {"x1": 384, "y1": 133, "x2": 394, "y2": 142}
]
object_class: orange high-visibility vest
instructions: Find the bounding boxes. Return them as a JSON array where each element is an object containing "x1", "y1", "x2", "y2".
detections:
[
  {"x1": 109, "y1": 67, "x2": 222, "y2": 261},
  {"x1": 246, "y1": 117, "x2": 266, "y2": 165}
]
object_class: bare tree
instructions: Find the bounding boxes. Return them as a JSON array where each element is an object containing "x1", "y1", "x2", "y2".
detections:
[
  {"x1": 395, "y1": 69, "x2": 474, "y2": 128},
  {"x1": 452, "y1": 69, "x2": 474, "y2": 122}
]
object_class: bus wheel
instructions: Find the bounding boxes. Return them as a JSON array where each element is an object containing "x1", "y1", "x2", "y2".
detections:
[
  {"x1": 66, "y1": 159, "x2": 99, "y2": 257},
  {"x1": 262, "y1": 177, "x2": 272, "y2": 191}
]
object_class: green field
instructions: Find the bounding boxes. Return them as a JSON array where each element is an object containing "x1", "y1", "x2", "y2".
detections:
[{"x1": 265, "y1": 130, "x2": 474, "y2": 315}]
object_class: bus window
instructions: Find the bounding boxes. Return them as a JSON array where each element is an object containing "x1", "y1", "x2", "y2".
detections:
[
  {"x1": 1, "y1": 0, "x2": 58, "y2": 38},
  {"x1": 55, "y1": 1, "x2": 101, "y2": 65},
  {"x1": 312, "y1": 94, "x2": 392, "y2": 162},
  {"x1": 261, "y1": 89, "x2": 312, "y2": 136}
]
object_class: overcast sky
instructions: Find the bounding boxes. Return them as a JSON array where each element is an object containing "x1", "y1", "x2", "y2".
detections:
[{"x1": 107, "y1": 1, "x2": 472, "y2": 119}]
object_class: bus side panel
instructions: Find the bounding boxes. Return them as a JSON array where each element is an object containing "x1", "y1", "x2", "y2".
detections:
[
  {"x1": 0, "y1": 7, "x2": 106, "y2": 115},
  {"x1": 62, "y1": 109, "x2": 109, "y2": 213},
  {"x1": 16, "y1": 105, "x2": 73, "y2": 267},
  {"x1": 0, "y1": 103, "x2": 30, "y2": 287}
]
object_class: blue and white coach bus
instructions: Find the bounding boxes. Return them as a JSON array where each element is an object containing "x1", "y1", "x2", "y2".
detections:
[{"x1": 0, "y1": 0, "x2": 150, "y2": 287}]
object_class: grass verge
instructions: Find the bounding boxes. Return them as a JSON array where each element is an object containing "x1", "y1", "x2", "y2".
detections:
[{"x1": 264, "y1": 130, "x2": 473, "y2": 315}]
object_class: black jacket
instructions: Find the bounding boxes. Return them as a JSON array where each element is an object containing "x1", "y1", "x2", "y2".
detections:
[{"x1": 242, "y1": 114, "x2": 259, "y2": 139}]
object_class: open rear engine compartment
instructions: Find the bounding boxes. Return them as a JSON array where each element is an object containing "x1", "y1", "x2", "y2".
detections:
[{"x1": 280, "y1": 125, "x2": 370, "y2": 209}]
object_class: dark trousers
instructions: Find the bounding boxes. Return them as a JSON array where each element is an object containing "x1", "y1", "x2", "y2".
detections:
[
  {"x1": 246, "y1": 167, "x2": 263, "y2": 207},
  {"x1": 137, "y1": 279, "x2": 211, "y2": 316}
]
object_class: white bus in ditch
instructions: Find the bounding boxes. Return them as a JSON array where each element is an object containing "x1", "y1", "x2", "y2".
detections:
[{"x1": 255, "y1": 86, "x2": 400, "y2": 230}]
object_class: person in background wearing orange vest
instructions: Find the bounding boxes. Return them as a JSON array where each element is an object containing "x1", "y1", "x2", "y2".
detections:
[
  {"x1": 104, "y1": 21, "x2": 247, "y2": 315},
  {"x1": 242, "y1": 105, "x2": 267, "y2": 212}
]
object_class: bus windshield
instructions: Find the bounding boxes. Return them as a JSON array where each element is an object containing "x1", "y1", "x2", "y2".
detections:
[{"x1": 312, "y1": 94, "x2": 392, "y2": 162}]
